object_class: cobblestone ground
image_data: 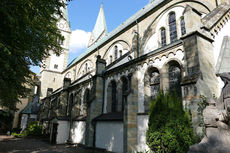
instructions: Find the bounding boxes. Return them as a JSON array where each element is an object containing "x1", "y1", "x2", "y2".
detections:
[{"x1": 0, "y1": 135, "x2": 113, "y2": 153}]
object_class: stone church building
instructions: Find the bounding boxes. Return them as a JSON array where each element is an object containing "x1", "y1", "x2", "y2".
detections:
[{"x1": 38, "y1": 0, "x2": 230, "y2": 152}]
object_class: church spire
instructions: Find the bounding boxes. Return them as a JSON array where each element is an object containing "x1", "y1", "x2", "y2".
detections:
[{"x1": 88, "y1": 4, "x2": 108, "y2": 47}]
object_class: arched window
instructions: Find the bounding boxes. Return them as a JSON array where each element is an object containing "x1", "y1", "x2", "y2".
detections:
[
  {"x1": 180, "y1": 17, "x2": 186, "y2": 36},
  {"x1": 169, "y1": 12, "x2": 177, "y2": 43},
  {"x1": 144, "y1": 68, "x2": 160, "y2": 112},
  {"x1": 110, "y1": 55, "x2": 112, "y2": 64},
  {"x1": 119, "y1": 50, "x2": 122, "y2": 58},
  {"x1": 111, "y1": 81, "x2": 117, "y2": 112},
  {"x1": 114, "y1": 46, "x2": 118, "y2": 60},
  {"x1": 121, "y1": 77, "x2": 129, "y2": 112},
  {"x1": 83, "y1": 88, "x2": 90, "y2": 115},
  {"x1": 161, "y1": 27, "x2": 166, "y2": 47},
  {"x1": 84, "y1": 89, "x2": 90, "y2": 106},
  {"x1": 150, "y1": 71, "x2": 160, "y2": 100},
  {"x1": 107, "y1": 80, "x2": 117, "y2": 112},
  {"x1": 168, "y1": 63, "x2": 181, "y2": 97},
  {"x1": 68, "y1": 94, "x2": 73, "y2": 116},
  {"x1": 85, "y1": 63, "x2": 88, "y2": 73}
]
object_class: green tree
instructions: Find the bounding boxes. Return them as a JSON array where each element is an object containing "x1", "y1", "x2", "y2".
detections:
[
  {"x1": 0, "y1": 0, "x2": 70, "y2": 109},
  {"x1": 146, "y1": 91, "x2": 197, "y2": 153}
]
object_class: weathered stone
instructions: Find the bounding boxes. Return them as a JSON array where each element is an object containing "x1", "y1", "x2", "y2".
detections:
[{"x1": 188, "y1": 73, "x2": 230, "y2": 153}]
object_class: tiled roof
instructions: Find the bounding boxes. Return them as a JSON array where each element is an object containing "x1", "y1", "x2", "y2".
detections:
[{"x1": 21, "y1": 95, "x2": 40, "y2": 114}]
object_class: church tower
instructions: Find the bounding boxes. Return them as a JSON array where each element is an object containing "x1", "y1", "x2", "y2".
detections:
[
  {"x1": 39, "y1": 2, "x2": 71, "y2": 98},
  {"x1": 40, "y1": 4, "x2": 70, "y2": 72}
]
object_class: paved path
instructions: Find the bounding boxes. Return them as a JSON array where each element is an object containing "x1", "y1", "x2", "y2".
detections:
[{"x1": 0, "y1": 135, "x2": 112, "y2": 153}]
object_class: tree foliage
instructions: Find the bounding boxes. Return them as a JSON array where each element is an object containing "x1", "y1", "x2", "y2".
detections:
[
  {"x1": 0, "y1": 0, "x2": 70, "y2": 109},
  {"x1": 146, "y1": 91, "x2": 197, "y2": 153}
]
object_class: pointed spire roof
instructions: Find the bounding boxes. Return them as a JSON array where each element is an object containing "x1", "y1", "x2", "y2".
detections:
[
  {"x1": 88, "y1": 4, "x2": 108, "y2": 47},
  {"x1": 216, "y1": 36, "x2": 230, "y2": 74}
]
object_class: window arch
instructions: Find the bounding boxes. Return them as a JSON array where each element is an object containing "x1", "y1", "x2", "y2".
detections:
[
  {"x1": 169, "y1": 12, "x2": 177, "y2": 43},
  {"x1": 68, "y1": 93, "x2": 74, "y2": 116},
  {"x1": 107, "y1": 80, "x2": 117, "y2": 113},
  {"x1": 168, "y1": 62, "x2": 181, "y2": 97},
  {"x1": 114, "y1": 46, "x2": 118, "y2": 60},
  {"x1": 144, "y1": 68, "x2": 160, "y2": 112},
  {"x1": 111, "y1": 81, "x2": 117, "y2": 112},
  {"x1": 83, "y1": 88, "x2": 90, "y2": 115},
  {"x1": 150, "y1": 71, "x2": 160, "y2": 100},
  {"x1": 119, "y1": 50, "x2": 122, "y2": 58},
  {"x1": 85, "y1": 63, "x2": 88, "y2": 73},
  {"x1": 180, "y1": 17, "x2": 186, "y2": 36},
  {"x1": 121, "y1": 76, "x2": 129, "y2": 112},
  {"x1": 84, "y1": 88, "x2": 90, "y2": 106},
  {"x1": 161, "y1": 27, "x2": 166, "y2": 47},
  {"x1": 110, "y1": 55, "x2": 112, "y2": 64}
]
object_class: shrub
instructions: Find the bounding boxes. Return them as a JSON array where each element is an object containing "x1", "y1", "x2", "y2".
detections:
[
  {"x1": 12, "y1": 131, "x2": 28, "y2": 138},
  {"x1": 26, "y1": 121, "x2": 42, "y2": 136},
  {"x1": 146, "y1": 91, "x2": 196, "y2": 153},
  {"x1": 12, "y1": 121, "x2": 42, "y2": 137}
]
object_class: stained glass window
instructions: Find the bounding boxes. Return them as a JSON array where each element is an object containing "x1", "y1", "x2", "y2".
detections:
[
  {"x1": 161, "y1": 28, "x2": 166, "y2": 47},
  {"x1": 150, "y1": 72, "x2": 160, "y2": 100},
  {"x1": 110, "y1": 55, "x2": 112, "y2": 64},
  {"x1": 114, "y1": 46, "x2": 118, "y2": 60},
  {"x1": 169, "y1": 65, "x2": 181, "y2": 96},
  {"x1": 122, "y1": 77, "x2": 128, "y2": 111},
  {"x1": 169, "y1": 13, "x2": 177, "y2": 43},
  {"x1": 119, "y1": 50, "x2": 122, "y2": 57},
  {"x1": 85, "y1": 63, "x2": 88, "y2": 72}
]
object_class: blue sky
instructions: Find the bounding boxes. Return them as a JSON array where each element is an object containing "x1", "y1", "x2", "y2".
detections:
[{"x1": 30, "y1": 0, "x2": 149, "y2": 73}]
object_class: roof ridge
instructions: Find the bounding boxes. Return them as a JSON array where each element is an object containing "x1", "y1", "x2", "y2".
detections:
[{"x1": 66, "y1": 0, "x2": 165, "y2": 69}]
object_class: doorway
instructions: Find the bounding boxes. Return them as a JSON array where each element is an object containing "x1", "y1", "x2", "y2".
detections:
[{"x1": 51, "y1": 123, "x2": 58, "y2": 144}]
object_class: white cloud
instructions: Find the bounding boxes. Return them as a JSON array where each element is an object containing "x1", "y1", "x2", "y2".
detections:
[{"x1": 69, "y1": 29, "x2": 91, "y2": 53}]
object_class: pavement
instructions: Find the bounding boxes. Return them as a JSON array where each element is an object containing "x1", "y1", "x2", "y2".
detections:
[{"x1": 0, "y1": 135, "x2": 113, "y2": 153}]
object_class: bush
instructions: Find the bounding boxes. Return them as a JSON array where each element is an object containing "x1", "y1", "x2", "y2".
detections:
[
  {"x1": 146, "y1": 91, "x2": 197, "y2": 153},
  {"x1": 12, "y1": 121, "x2": 42, "y2": 137},
  {"x1": 26, "y1": 121, "x2": 42, "y2": 136}
]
